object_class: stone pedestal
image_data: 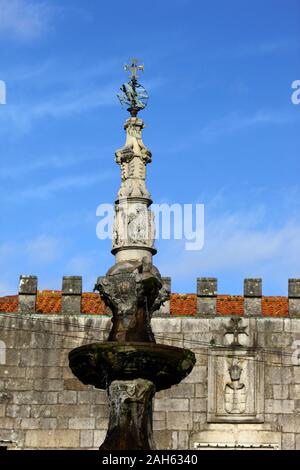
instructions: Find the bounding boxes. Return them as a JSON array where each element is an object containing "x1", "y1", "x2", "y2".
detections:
[{"x1": 100, "y1": 379, "x2": 155, "y2": 450}]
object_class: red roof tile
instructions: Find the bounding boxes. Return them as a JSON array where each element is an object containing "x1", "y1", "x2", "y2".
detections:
[
  {"x1": 262, "y1": 296, "x2": 288, "y2": 317},
  {"x1": 0, "y1": 295, "x2": 18, "y2": 313},
  {"x1": 36, "y1": 291, "x2": 61, "y2": 314},
  {"x1": 81, "y1": 293, "x2": 107, "y2": 315},
  {"x1": 170, "y1": 294, "x2": 197, "y2": 316},
  {"x1": 0, "y1": 292, "x2": 291, "y2": 317},
  {"x1": 216, "y1": 295, "x2": 244, "y2": 316}
]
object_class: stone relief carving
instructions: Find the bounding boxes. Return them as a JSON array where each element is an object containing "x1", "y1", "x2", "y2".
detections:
[
  {"x1": 224, "y1": 317, "x2": 248, "y2": 347},
  {"x1": 208, "y1": 318, "x2": 264, "y2": 423},
  {"x1": 115, "y1": 117, "x2": 152, "y2": 200},
  {"x1": 112, "y1": 203, "x2": 155, "y2": 250},
  {"x1": 224, "y1": 358, "x2": 246, "y2": 414}
]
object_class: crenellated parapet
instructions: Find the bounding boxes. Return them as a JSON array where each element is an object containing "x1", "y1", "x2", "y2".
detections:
[{"x1": 1, "y1": 275, "x2": 300, "y2": 317}]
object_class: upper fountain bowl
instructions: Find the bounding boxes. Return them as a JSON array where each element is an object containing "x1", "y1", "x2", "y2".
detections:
[{"x1": 68, "y1": 342, "x2": 196, "y2": 392}]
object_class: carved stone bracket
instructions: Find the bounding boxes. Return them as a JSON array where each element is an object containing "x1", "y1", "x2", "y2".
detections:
[{"x1": 95, "y1": 259, "x2": 169, "y2": 342}]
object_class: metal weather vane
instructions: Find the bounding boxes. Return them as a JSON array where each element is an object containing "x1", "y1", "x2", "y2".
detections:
[{"x1": 117, "y1": 58, "x2": 149, "y2": 116}]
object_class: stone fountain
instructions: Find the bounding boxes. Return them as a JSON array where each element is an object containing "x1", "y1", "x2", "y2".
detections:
[{"x1": 68, "y1": 59, "x2": 196, "y2": 450}]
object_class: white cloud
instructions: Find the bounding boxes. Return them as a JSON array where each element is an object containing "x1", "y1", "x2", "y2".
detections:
[
  {"x1": 0, "y1": 83, "x2": 118, "y2": 134},
  {"x1": 7, "y1": 170, "x2": 113, "y2": 201},
  {"x1": 199, "y1": 110, "x2": 292, "y2": 142},
  {"x1": 0, "y1": 235, "x2": 64, "y2": 294},
  {"x1": 163, "y1": 109, "x2": 293, "y2": 156},
  {"x1": 25, "y1": 235, "x2": 62, "y2": 264},
  {"x1": 0, "y1": 0, "x2": 52, "y2": 39},
  {"x1": 0, "y1": 148, "x2": 114, "y2": 180},
  {"x1": 0, "y1": 281, "x2": 16, "y2": 296},
  {"x1": 157, "y1": 207, "x2": 300, "y2": 293}
]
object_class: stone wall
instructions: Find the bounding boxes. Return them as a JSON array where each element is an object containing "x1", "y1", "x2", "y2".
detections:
[{"x1": 1, "y1": 313, "x2": 300, "y2": 450}]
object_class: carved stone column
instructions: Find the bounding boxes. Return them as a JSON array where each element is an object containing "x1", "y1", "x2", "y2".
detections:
[
  {"x1": 100, "y1": 379, "x2": 155, "y2": 450},
  {"x1": 112, "y1": 117, "x2": 156, "y2": 264}
]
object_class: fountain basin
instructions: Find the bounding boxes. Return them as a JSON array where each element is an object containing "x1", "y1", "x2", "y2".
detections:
[{"x1": 69, "y1": 342, "x2": 195, "y2": 392}]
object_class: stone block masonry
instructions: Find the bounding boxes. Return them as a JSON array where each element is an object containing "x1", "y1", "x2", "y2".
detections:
[
  {"x1": 0, "y1": 306, "x2": 300, "y2": 449},
  {"x1": 0, "y1": 275, "x2": 300, "y2": 449}
]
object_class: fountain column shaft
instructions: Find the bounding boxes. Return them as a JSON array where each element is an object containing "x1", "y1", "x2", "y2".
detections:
[{"x1": 100, "y1": 379, "x2": 155, "y2": 450}]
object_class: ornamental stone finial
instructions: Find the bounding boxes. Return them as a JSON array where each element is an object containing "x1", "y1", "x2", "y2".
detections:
[
  {"x1": 112, "y1": 60, "x2": 155, "y2": 264},
  {"x1": 117, "y1": 58, "x2": 148, "y2": 117}
]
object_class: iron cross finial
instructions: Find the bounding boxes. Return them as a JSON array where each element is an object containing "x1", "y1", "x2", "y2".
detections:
[{"x1": 124, "y1": 58, "x2": 144, "y2": 79}]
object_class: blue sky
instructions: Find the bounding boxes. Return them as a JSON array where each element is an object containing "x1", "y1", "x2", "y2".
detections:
[{"x1": 0, "y1": 0, "x2": 299, "y2": 296}]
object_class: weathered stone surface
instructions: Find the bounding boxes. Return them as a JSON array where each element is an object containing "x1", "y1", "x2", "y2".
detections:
[
  {"x1": 58, "y1": 391, "x2": 77, "y2": 404},
  {"x1": 189, "y1": 398, "x2": 207, "y2": 413},
  {"x1": 80, "y1": 430, "x2": 93, "y2": 448},
  {"x1": 197, "y1": 298, "x2": 216, "y2": 316},
  {"x1": 95, "y1": 260, "x2": 169, "y2": 342},
  {"x1": 33, "y1": 379, "x2": 63, "y2": 391},
  {"x1": 244, "y1": 298, "x2": 262, "y2": 317},
  {"x1": 265, "y1": 399, "x2": 294, "y2": 414},
  {"x1": 153, "y1": 277, "x2": 171, "y2": 317},
  {"x1": 288, "y1": 299, "x2": 300, "y2": 317},
  {"x1": 166, "y1": 412, "x2": 192, "y2": 430},
  {"x1": 289, "y1": 279, "x2": 300, "y2": 298},
  {"x1": 153, "y1": 430, "x2": 172, "y2": 450},
  {"x1": 18, "y1": 275, "x2": 37, "y2": 313},
  {"x1": 289, "y1": 384, "x2": 300, "y2": 397},
  {"x1": 182, "y1": 319, "x2": 210, "y2": 333},
  {"x1": 152, "y1": 318, "x2": 182, "y2": 333},
  {"x1": 197, "y1": 278, "x2": 217, "y2": 316},
  {"x1": 18, "y1": 275, "x2": 38, "y2": 295},
  {"x1": 0, "y1": 405, "x2": 5, "y2": 417},
  {"x1": 62, "y1": 276, "x2": 82, "y2": 315},
  {"x1": 208, "y1": 348, "x2": 265, "y2": 423},
  {"x1": 62, "y1": 296, "x2": 81, "y2": 316},
  {"x1": 182, "y1": 366, "x2": 207, "y2": 384},
  {"x1": 100, "y1": 379, "x2": 155, "y2": 450},
  {"x1": 279, "y1": 415, "x2": 300, "y2": 433},
  {"x1": 1, "y1": 314, "x2": 300, "y2": 449},
  {"x1": 154, "y1": 398, "x2": 189, "y2": 412},
  {"x1": 167, "y1": 383, "x2": 194, "y2": 398},
  {"x1": 282, "y1": 433, "x2": 295, "y2": 450},
  {"x1": 77, "y1": 390, "x2": 108, "y2": 405},
  {"x1": 69, "y1": 342, "x2": 195, "y2": 392},
  {"x1": 273, "y1": 385, "x2": 289, "y2": 400},
  {"x1": 90, "y1": 405, "x2": 110, "y2": 419},
  {"x1": 25, "y1": 430, "x2": 80, "y2": 448},
  {"x1": 93, "y1": 430, "x2": 106, "y2": 448},
  {"x1": 69, "y1": 417, "x2": 95, "y2": 429},
  {"x1": 197, "y1": 278, "x2": 217, "y2": 297},
  {"x1": 244, "y1": 278, "x2": 262, "y2": 297}
]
